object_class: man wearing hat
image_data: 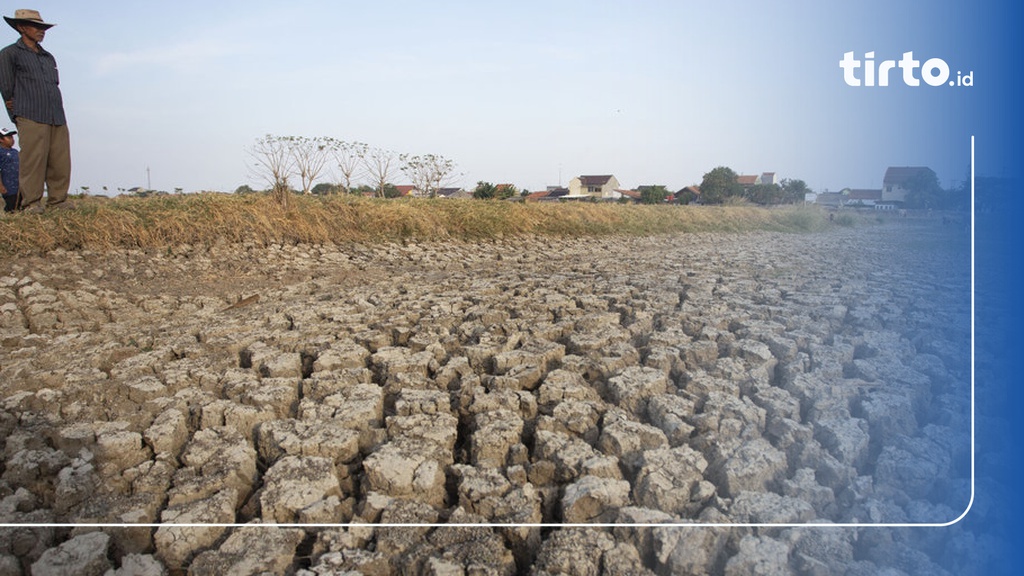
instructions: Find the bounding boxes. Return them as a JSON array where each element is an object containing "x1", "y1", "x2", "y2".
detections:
[
  {"x1": 0, "y1": 9, "x2": 70, "y2": 213},
  {"x1": 0, "y1": 127, "x2": 18, "y2": 212}
]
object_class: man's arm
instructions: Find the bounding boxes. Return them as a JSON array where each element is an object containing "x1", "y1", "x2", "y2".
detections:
[{"x1": 0, "y1": 47, "x2": 16, "y2": 121}]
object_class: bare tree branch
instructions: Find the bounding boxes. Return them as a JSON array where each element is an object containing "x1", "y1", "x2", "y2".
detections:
[
  {"x1": 289, "y1": 136, "x2": 336, "y2": 195},
  {"x1": 333, "y1": 141, "x2": 369, "y2": 194},
  {"x1": 364, "y1": 147, "x2": 399, "y2": 198},
  {"x1": 248, "y1": 134, "x2": 295, "y2": 208},
  {"x1": 400, "y1": 153, "x2": 461, "y2": 198}
]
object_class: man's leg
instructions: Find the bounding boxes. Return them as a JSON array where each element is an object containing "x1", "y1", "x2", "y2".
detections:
[
  {"x1": 14, "y1": 118, "x2": 48, "y2": 210},
  {"x1": 44, "y1": 123, "x2": 71, "y2": 206}
]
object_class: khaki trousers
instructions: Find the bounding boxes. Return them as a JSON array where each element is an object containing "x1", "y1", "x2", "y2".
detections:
[{"x1": 15, "y1": 117, "x2": 71, "y2": 209}]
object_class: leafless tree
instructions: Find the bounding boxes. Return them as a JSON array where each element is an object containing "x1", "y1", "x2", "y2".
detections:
[
  {"x1": 248, "y1": 134, "x2": 295, "y2": 208},
  {"x1": 288, "y1": 136, "x2": 336, "y2": 195},
  {"x1": 363, "y1": 146, "x2": 399, "y2": 198},
  {"x1": 400, "y1": 153, "x2": 461, "y2": 198},
  {"x1": 334, "y1": 140, "x2": 369, "y2": 194}
]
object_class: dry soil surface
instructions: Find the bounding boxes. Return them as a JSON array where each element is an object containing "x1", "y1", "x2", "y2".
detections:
[{"x1": 0, "y1": 220, "x2": 983, "y2": 575}]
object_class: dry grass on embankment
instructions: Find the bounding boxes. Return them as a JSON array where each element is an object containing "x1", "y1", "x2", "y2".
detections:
[{"x1": 0, "y1": 193, "x2": 851, "y2": 256}]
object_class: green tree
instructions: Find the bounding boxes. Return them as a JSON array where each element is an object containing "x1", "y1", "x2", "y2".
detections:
[
  {"x1": 311, "y1": 182, "x2": 341, "y2": 195},
  {"x1": 473, "y1": 181, "x2": 498, "y2": 199},
  {"x1": 903, "y1": 168, "x2": 942, "y2": 209},
  {"x1": 472, "y1": 181, "x2": 517, "y2": 199},
  {"x1": 349, "y1": 184, "x2": 375, "y2": 196},
  {"x1": 495, "y1": 184, "x2": 518, "y2": 200},
  {"x1": 699, "y1": 166, "x2": 742, "y2": 204},
  {"x1": 943, "y1": 167, "x2": 971, "y2": 211},
  {"x1": 780, "y1": 178, "x2": 809, "y2": 204},
  {"x1": 745, "y1": 183, "x2": 784, "y2": 205},
  {"x1": 381, "y1": 183, "x2": 402, "y2": 198},
  {"x1": 638, "y1": 185, "x2": 669, "y2": 204}
]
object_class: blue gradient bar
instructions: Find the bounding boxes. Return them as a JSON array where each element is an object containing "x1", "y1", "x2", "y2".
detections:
[
  {"x1": 798, "y1": 0, "x2": 1017, "y2": 570},
  {"x1": 960, "y1": 1, "x2": 1022, "y2": 574}
]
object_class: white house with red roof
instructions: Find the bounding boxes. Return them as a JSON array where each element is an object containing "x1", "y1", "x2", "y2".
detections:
[{"x1": 737, "y1": 172, "x2": 778, "y2": 187}]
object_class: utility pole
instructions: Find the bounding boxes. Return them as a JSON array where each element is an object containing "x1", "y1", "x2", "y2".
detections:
[{"x1": 147, "y1": 167, "x2": 151, "y2": 190}]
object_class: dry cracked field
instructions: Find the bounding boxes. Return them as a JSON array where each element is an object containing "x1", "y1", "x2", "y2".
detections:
[{"x1": 0, "y1": 219, "x2": 981, "y2": 575}]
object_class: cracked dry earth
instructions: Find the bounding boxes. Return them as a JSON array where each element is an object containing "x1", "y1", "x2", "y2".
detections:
[{"x1": 0, "y1": 220, "x2": 979, "y2": 575}]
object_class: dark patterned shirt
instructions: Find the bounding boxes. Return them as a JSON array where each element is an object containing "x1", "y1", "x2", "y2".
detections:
[
  {"x1": 0, "y1": 146, "x2": 17, "y2": 198},
  {"x1": 0, "y1": 38, "x2": 66, "y2": 125}
]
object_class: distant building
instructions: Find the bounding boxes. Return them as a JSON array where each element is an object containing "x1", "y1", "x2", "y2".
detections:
[
  {"x1": 526, "y1": 187, "x2": 568, "y2": 202},
  {"x1": 737, "y1": 174, "x2": 759, "y2": 187},
  {"x1": 675, "y1": 185, "x2": 701, "y2": 204},
  {"x1": 616, "y1": 189, "x2": 641, "y2": 202},
  {"x1": 815, "y1": 192, "x2": 846, "y2": 208},
  {"x1": 882, "y1": 167, "x2": 935, "y2": 204},
  {"x1": 845, "y1": 188, "x2": 883, "y2": 206},
  {"x1": 567, "y1": 175, "x2": 620, "y2": 200},
  {"x1": 436, "y1": 187, "x2": 469, "y2": 198},
  {"x1": 737, "y1": 172, "x2": 778, "y2": 187}
]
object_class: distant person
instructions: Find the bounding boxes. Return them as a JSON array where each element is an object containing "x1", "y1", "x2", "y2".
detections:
[
  {"x1": 0, "y1": 9, "x2": 70, "y2": 213},
  {"x1": 0, "y1": 127, "x2": 18, "y2": 211}
]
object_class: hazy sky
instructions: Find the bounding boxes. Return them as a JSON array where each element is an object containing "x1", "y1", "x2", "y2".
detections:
[{"x1": 11, "y1": 1, "x2": 995, "y2": 195}]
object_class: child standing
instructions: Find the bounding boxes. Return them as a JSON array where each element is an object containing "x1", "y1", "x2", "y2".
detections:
[{"x1": 0, "y1": 127, "x2": 18, "y2": 212}]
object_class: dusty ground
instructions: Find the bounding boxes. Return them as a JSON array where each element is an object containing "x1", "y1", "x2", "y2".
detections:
[{"x1": 0, "y1": 220, "x2": 984, "y2": 575}]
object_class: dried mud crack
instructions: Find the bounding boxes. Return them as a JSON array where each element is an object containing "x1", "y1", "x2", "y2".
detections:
[{"x1": 0, "y1": 221, "x2": 981, "y2": 575}]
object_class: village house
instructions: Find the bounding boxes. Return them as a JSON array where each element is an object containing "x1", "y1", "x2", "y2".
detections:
[
  {"x1": 435, "y1": 187, "x2": 469, "y2": 198},
  {"x1": 674, "y1": 185, "x2": 701, "y2": 204},
  {"x1": 394, "y1": 185, "x2": 420, "y2": 197},
  {"x1": 814, "y1": 192, "x2": 846, "y2": 209},
  {"x1": 882, "y1": 166, "x2": 935, "y2": 204},
  {"x1": 737, "y1": 172, "x2": 778, "y2": 187},
  {"x1": 616, "y1": 189, "x2": 641, "y2": 202},
  {"x1": 567, "y1": 175, "x2": 621, "y2": 200},
  {"x1": 814, "y1": 166, "x2": 935, "y2": 210},
  {"x1": 845, "y1": 188, "x2": 883, "y2": 207},
  {"x1": 526, "y1": 187, "x2": 569, "y2": 202}
]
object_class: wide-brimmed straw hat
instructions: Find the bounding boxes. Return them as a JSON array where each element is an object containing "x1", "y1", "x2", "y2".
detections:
[{"x1": 4, "y1": 9, "x2": 56, "y2": 31}]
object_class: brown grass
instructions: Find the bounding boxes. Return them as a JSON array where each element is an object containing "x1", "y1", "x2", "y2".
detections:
[{"x1": 0, "y1": 193, "x2": 846, "y2": 255}]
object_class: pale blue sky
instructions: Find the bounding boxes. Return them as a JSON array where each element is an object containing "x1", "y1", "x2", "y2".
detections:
[{"x1": 12, "y1": 1, "x2": 992, "y2": 194}]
